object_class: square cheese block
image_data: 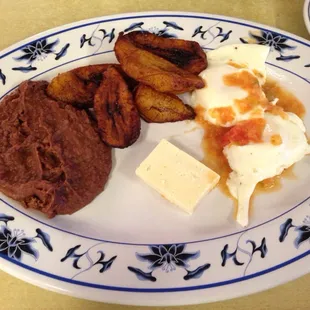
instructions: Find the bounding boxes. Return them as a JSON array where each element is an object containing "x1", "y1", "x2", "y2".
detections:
[{"x1": 135, "y1": 139, "x2": 220, "y2": 214}]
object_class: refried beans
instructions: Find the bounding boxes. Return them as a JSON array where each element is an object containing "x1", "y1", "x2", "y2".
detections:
[{"x1": 0, "y1": 81, "x2": 112, "y2": 217}]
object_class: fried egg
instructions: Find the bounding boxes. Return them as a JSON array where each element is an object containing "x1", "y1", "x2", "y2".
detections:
[
  {"x1": 191, "y1": 44, "x2": 270, "y2": 127},
  {"x1": 224, "y1": 112, "x2": 310, "y2": 227}
]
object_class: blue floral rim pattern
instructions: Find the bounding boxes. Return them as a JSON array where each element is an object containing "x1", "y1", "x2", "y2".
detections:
[
  {"x1": 1, "y1": 250, "x2": 309, "y2": 292},
  {"x1": 0, "y1": 14, "x2": 309, "y2": 61}
]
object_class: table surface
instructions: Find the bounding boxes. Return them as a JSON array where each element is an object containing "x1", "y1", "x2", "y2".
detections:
[{"x1": 0, "y1": 0, "x2": 309, "y2": 309}]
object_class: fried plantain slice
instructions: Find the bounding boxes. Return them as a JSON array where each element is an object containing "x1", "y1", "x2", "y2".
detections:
[
  {"x1": 114, "y1": 32, "x2": 205, "y2": 94},
  {"x1": 72, "y1": 63, "x2": 138, "y2": 90},
  {"x1": 47, "y1": 71, "x2": 97, "y2": 108},
  {"x1": 134, "y1": 84, "x2": 195, "y2": 123},
  {"x1": 47, "y1": 64, "x2": 136, "y2": 108},
  {"x1": 126, "y1": 31, "x2": 207, "y2": 74},
  {"x1": 114, "y1": 65, "x2": 139, "y2": 91},
  {"x1": 94, "y1": 66, "x2": 141, "y2": 148},
  {"x1": 72, "y1": 64, "x2": 113, "y2": 84}
]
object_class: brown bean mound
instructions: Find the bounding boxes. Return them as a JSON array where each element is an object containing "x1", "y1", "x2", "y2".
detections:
[{"x1": 0, "y1": 81, "x2": 112, "y2": 218}]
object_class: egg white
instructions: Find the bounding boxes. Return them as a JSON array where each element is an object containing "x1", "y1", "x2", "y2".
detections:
[
  {"x1": 224, "y1": 112, "x2": 310, "y2": 227},
  {"x1": 191, "y1": 44, "x2": 270, "y2": 127}
]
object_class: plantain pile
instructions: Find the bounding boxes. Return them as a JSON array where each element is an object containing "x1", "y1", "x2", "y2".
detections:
[{"x1": 47, "y1": 31, "x2": 207, "y2": 148}]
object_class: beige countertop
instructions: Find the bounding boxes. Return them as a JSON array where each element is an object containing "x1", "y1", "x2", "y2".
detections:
[{"x1": 0, "y1": 0, "x2": 309, "y2": 309}]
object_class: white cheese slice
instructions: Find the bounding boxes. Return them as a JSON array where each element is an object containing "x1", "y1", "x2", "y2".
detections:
[{"x1": 135, "y1": 139, "x2": 220, "y2": 214}]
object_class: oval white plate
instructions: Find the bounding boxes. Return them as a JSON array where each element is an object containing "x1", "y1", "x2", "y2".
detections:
[
  {"x1": 0, "y1": 12, "x2": 309, "y2": 306},
  {"x1": 304, "y1": 0, "x2": 310, "y2": 33}
]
